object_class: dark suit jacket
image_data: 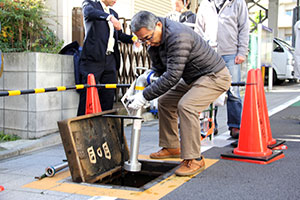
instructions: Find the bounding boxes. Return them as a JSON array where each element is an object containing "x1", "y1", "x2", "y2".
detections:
[{"x1": 80, "y1": 0, "x2": 133, "y2": 70}]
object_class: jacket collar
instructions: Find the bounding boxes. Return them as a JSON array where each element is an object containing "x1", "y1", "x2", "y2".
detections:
[
  {"x1": 208, "y1": 0, "x2": 234, "y2": 13},
  {"x1": 98, "y1": 1, "x2": 109, "y2": 12},
  {"x1": 158, "y1": 17, "x2": 167, "y2": 46}
]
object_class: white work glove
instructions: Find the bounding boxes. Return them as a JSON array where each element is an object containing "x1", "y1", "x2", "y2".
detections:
[{"x1": 127, "y1": 92, "x2": 147, "y2": 110}]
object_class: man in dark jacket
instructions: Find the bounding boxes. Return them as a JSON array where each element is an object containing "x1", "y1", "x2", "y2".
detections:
[
  {"x1": 128, "y1": 11, "x2": 231, "y2": 176},
  {"x1": 77, "y1": 0, "x2": 134, "y2": 115}
]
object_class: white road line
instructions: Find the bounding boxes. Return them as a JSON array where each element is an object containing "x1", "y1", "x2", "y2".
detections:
[
  {"x1": 276, "y1": 138, "x2": 300, "y2": 142},
  {"x1": 201, "y1": 95, "x2": 300, "y2": 153},
  {"x1": 268, "y1": 95, "x2": 300, "y2": 116}
]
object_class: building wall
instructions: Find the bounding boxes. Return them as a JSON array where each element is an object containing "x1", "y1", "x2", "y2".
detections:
[
  {"x1": 45, "y1": 0, "x2": 75, "y2": 45},
  {"x1": 46, "y1": 0, "x2": 297, "y2": 45},
  {"x1": 134, "y1": 0, "x2": 172, "y2": 17},
  {"x1": 278, "y1": 0, "x2": 297, "y2": 42},
  {"x1": 248, "y1": 0, "x2": 297, "y2": 44}
]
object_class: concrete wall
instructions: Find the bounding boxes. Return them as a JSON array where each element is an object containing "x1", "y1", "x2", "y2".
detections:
[{"x1": 0, "y1": 53, "x2": 79, "y2": 139}]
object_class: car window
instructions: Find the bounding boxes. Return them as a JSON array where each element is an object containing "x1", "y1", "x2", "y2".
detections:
[
  {"x1": 273, "y1": 42, "x2": 284, "y2": 52},
  {"x1": 275, "y1": 38, "x2": 294, "y2": 52}
]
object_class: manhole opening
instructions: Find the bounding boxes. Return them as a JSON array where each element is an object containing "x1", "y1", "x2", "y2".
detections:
[{"x1": 95, "y1": 160, "x2": 179, "y2": 190}]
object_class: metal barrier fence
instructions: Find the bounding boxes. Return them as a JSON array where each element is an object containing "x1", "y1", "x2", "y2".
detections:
[{"x1": 117, "y1": 18, "x2": 151, "y2": 99}]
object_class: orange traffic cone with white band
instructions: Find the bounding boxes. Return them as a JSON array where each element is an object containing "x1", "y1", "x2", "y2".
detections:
[
  {"x1": 221, "y1": 69, "x2": 284, "y2": 164},
  {"x1": 255, "y1": 69, "x2": 287, "y2": 150},
  {"x1": 85, "y1": 74, "x2": 102, "y2": 114}
]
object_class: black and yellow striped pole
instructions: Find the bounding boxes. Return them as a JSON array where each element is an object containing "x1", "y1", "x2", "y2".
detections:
[
  {"x1": 0, "y1": 81, "x2": 251, "y2": 97},
  {"x1": 0, "y1": 84, "x2": 131, "y2": 97}
]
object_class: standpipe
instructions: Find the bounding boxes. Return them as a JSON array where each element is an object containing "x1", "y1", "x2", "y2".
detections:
[{"x1": 123, "y1": 70, "x2": 158, "y2": 172}]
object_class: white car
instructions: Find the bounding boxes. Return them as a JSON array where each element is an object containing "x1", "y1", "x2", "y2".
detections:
[{"x1": 270, "y1": 38, "x2": 295, "y2": 84}]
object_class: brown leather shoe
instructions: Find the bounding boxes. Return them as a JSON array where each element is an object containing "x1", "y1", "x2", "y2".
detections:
[
  {"x1": 175, "y1": 156, "x2": 205, "y2": 176},
  {"x1": 149, "y1": 148, "x2": 181, "y2": 159}
]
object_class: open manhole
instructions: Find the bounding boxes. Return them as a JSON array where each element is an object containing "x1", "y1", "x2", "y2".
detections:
[{"x1": 94, "y1": 160, "x2": 180, "y2": 191}]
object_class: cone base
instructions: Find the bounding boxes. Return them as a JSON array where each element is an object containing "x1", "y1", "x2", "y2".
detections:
[
  {"x1": 271, "y1": 144, "x2": 288, "y2": 150},
  {"x1": 268, "y1": 140, "x2": 286, "y2": 149},
  {"x1": 221, "y1": 150, "x2": 284, "y2": 165}
]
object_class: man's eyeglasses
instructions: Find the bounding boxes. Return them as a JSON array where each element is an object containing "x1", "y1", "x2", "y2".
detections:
[{"x1": 139, "y1": 31, "x2": 155, "y2": 43}]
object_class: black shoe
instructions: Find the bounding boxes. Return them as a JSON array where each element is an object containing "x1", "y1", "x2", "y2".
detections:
[
  {"x1": 214, "y1": 128, "x2": 218, "y2": 136},
  {"x1": 230, "y1": 128, "x2": 240, "y2": 139}
]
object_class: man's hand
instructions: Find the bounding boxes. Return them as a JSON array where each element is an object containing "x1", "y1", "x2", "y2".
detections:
[
  {"x1": 110, "y1": 16, "x2": 121, "y2": 30},
  {"x1": 127, "y1": 92, "x2": 147, "y2": 110},
  {"x1": 235, "y1": 55, "x2": 245, "y2": 64},
  {"x1": 134, "y1": 41, "x2": 141, "y2": 48}
]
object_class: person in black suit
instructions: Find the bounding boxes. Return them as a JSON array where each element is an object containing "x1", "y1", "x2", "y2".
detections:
[{"x1": 77, "y1": 0, "x2": 136, "y2": 115}]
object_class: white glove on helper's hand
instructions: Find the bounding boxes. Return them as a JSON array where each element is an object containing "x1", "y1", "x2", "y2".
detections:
[{"x1": 127, "y1": 92, "x2": 147, "y2": 110}]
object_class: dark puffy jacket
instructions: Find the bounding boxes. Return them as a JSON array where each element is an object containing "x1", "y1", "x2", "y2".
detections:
[
  {"x1": 143, "y1": 18, "x2": 225, "y2": 101},
  {"x1": 179, "y1": 11, "x2": 196, "y2": 24}
]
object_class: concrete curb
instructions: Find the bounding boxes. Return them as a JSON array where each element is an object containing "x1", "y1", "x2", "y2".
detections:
[{"x1": 0, "y1": 133, "x2": 62, "y2": 160}]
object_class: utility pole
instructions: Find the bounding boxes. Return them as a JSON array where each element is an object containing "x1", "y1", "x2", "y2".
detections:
[
  {"x1": 292, "y1": 1, "x2": 300, "y2": 47},
  {"x1": 298, "y1": 0, "x2": 300, "y2": 20}
]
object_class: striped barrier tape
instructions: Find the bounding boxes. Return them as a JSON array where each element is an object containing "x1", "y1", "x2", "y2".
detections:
[
  {"x1": 0, "y1": 81, "x2": 251, "y2": 97},
  {"x1": 0, "y1": 84, "x2": 130, "y2": 97}
]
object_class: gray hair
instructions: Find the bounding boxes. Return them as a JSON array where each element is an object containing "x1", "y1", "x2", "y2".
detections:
[{"x1": 131, "y1": 11, "x2": 159, "y2": 32}]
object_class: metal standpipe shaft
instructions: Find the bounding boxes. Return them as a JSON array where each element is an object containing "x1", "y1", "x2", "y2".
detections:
[
  {"x1": 123, "y1": 70, "x2": 157, "y2": 172},
  {"x1": 124, "y1": 108, "x2": 142, "y2": 172}
]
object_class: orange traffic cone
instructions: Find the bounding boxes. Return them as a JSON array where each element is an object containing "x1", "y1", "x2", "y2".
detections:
[
  {"x1": 255, "y1": 69, "x2": 287, "y2": 150},
  {"x1": 0, "y1": 185, "x2": 4, "y2": 192},
  {"x1": 85, "y1": 74, "x2": 102, "y2": 115},
  {"x1": 221, "y1": 69, "x2": 284, "y2": 164}
]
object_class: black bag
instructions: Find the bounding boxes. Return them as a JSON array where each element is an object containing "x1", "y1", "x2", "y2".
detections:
[{"x1": 59, "y1": 41, "x2": 82, "y2": 85}]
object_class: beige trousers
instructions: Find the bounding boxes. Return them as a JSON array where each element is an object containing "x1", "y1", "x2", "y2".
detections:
[{"x1": 158, "y1": 67, "x2": 231, "y2": 159}]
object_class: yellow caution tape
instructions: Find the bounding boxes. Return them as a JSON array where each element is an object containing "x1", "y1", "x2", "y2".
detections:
[
  {"x1": 8, "y1": 90, "x2": 21, "y2": 96},
  {"x1": 135, "y1": 86, "x2": 145, "y2": 90},
  {"x1": 76, "y1": 84, "x2": 85, "y2": 89},
  {"x1": 105, "y1": 84, "x2": 117, "y2": 88},
  {"x1": 34, "y1": 88, "x2": 45, "y2": 93},
  {"x1": 132, "y1": 35, "x2": 138, "y2": 42},
  {"x1": 56, "y1": 86, "x2": 66, "y2": 91}
]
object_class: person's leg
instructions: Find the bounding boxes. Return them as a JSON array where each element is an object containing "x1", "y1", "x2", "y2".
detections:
[
  {"x1": 179, "y1": 68, "x2": 231, "y2": 159},
  {"x1": 175, "y1": 67, "x2": 231, "y2": 176},
  {"x1": 150, "y1": 79, "x2": 190, "y2": 159},
  {"x1": 294, "y1": 54, "x2": 300, "y2": 79},
  {"x1": 77, "y1": 74, "x2": 88, "y2": 116},
  {"x1": 222, "y1": 55, "x2": 242, "y2": 131},
  {"x1": 77, "y1": 60, "x2": 102, "y2": 116},
  {"x1": 157, "y1": 79, "x2": 189, "y2": 148},
  {"x1": 98, "y1": 54, "x2": 117, "y2": 111},
  {"x1": 213, "y1": 106, "x2": 218, "y2": 135}
]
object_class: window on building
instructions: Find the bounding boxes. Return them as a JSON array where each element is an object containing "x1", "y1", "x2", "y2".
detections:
[
  {"x1": 286, "y1": 10, "x2": 292, "y2": 16},
  {"x1": 285, "y1": 35, "x2": 292, "y2": 44}
]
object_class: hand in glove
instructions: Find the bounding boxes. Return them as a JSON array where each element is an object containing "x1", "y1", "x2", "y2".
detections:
[{"x1": 127, "y1": 92, "x2": 147, "y2": 110}]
